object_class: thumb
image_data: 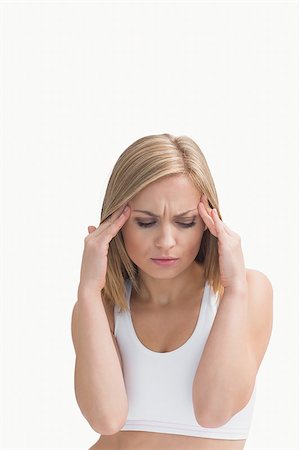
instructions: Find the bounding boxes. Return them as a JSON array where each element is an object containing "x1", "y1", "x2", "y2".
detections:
[{"x1": 88, "y1": 225, "x2": 96, "y2": 234}]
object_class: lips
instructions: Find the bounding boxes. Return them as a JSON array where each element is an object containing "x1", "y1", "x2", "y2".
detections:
[
  {"x1": 151, "y1": 257, "x2": 178, "y2": 260},
  {"x1": 151, "y1": 258, "x2": 179, "y2": 266}
]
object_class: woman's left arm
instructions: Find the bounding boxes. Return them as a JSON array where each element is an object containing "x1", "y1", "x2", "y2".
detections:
[{"x1": 192, "y1": 196, "x2": 273, "y2": 428}]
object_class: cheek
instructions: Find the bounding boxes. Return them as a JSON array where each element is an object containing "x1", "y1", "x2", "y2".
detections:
[
  {"x1": 121, "y1": 221, "x2": 135, "y2": 240},
  {"x1": 121, "y1": 225, "x2": 143, "y2": 252},
  {"x1": 185, "y1": 228, "x2": 203, "y2": 248},
  {"x1": 121, "y1": 230, "x2": 147, "y2": 266}
]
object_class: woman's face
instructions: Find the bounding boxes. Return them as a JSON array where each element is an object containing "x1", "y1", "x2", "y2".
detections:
[{"x1": 121, "y1": 174, "x2": 207, "y2": 279}]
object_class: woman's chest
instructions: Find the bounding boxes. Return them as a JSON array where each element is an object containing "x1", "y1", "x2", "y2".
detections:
[{"x1": 129, "y1": 295, "x2": 202, "y2": 353}]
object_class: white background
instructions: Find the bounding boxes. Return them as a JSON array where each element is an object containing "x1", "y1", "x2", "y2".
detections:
[{"x1": 0, "y1": 1, "x2": 298, "y2": 449}]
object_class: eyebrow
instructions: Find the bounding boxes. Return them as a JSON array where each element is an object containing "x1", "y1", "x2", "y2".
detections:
[{"x1": 132, "y1": 209, "x2": 197, "y2": 218}]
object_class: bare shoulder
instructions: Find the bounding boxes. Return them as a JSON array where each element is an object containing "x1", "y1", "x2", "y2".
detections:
[
  {"x1": 245, "y1": 268, "x2": 273, "y2": 297},
  {"x1": 245, "y1": 268, "x2": 273, "y2": 325},
  {"x1": 245, "y1": 268, "x2": 273, "y2": 370}
]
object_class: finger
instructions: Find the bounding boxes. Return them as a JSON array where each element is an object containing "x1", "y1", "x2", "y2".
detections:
[
  {"x1": 85, "y1": 205, "x2": 130, "y2": 240},
  {"x1": 202, "y1": 195, "x2": 229, "y2": 234},
  {"x1": 199, "y1": 201, "x2": 215, "y2": 227},
  {"x1": 200, "y1": 194, "x2": 214, "y2": 217},
  {"x1": 211, "y1": 208, "x2": 228, "y2": 237},
  {"x1": 198, "y1": 202, "x2": 212, "y2": 225},
  {"x1": 98, "y1": 204, "x2": 129, "y2": 230},
  {"x1": 101, "y1": 204, "x2": 131, "y2": 233},
  {"x1": 222, "y1": 221, "x2": 237, "y2": 236},
  {"x1": 198, "y1": 203, "x2": 218, "y2": 236},
  {"x1": 85, "y1": 206, "x2": 125, "y2": 241},
  {"x1": 211, "y1": 208, "x2": 236, "y2": 237},
  {"x1": 202, "y1": 194, "x2": 213, "y2": 211},
  {"x1": 105, "y1": 206, "x2": 131, "y2": 239}
]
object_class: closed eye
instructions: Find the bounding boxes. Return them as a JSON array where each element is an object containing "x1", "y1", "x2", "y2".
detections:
[{"x1": 136, "y1": 221, "x2": 196, "y2": 228}]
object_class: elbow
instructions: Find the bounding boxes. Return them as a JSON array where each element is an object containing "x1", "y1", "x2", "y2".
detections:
[
  {"x1": 89, "y1": 414, "x2": 127, "y2": 435},
  {"x1": 89, "y1": 404, "x2": 129, "y2": 435},
  {"x1": 89, "y1": 420, "x2": 121, "y2": 435},
  {"x1": 194, "y1": 409, "x2": 232, "y2": 428},
  {"x1": 192, "y1": 387, "x2": 234, "y2": 428}
]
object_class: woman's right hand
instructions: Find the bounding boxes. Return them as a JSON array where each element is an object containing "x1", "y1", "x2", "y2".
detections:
[{"x1": 78, "y1": 204, "x2": 131, "y2": 293}]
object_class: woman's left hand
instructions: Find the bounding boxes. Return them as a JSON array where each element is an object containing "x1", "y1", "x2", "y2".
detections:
[{"x1": 198, "y1": 194, "x2": 247, "y2": 291}]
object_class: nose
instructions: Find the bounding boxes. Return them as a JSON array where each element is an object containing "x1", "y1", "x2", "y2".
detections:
[{"x1": 154, "y1": 223, "x2": 177, "y2": 249}]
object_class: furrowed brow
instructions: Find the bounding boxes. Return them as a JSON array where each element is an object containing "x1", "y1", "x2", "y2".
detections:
[{"x1": 132, "y1": 209, "x2": 197, "y2": 218}]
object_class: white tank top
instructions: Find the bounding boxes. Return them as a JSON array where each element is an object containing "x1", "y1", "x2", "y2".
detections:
[{"x1": 113, "y1": 278, "x2": 257, "y2": 439}]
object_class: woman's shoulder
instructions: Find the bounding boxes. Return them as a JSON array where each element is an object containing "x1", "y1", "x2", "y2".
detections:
[
  {"x1": 245, "y1": 267, "x2": 273, "y2": 370},
  {"x1": 246, "y1": 268, "x2": 273, "y2": 290}
]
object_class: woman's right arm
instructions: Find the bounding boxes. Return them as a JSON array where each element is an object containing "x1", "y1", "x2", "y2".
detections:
[
  {"x1": 71, "y1": 203, "x2": 131, "y2": 435},
  {"x1": 71, "y1": 288, "x2": 128, "y2": 435}
]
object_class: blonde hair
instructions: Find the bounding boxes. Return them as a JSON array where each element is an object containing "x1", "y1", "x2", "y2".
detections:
[{"x1": 100, "y1": 133, "x2": 224, "y2": 312}]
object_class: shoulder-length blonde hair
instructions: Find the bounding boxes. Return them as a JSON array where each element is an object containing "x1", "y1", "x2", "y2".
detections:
[{"x1": 100, "y1": 133, "x2": 224, "y2": 312}]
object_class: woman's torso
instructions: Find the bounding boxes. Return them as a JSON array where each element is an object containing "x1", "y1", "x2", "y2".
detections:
[
  {"x1": 89, "y1": 430, "x2": 246, "y2": 450},
  {"x1": 91, "y1": 278, "x2": 247, "y2": 450}
]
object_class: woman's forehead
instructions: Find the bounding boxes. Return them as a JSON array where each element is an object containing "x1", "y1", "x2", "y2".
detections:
[{"x1": 130, "y1": 177, "x2": 201, "y2": 203}]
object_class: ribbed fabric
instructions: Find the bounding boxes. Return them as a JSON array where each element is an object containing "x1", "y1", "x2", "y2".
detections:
[{"x1": 114, "y1": 278, "x2": 257, "y2": 439}]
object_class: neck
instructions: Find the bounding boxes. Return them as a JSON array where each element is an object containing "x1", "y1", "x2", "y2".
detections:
[{"x1": 135, "y1": 262, "x2": 205, "y2": 307}]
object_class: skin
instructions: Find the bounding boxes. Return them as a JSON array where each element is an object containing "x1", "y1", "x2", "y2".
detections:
[
  {"x1": 121, "y1": 174, "x2": 209, "y2": 307},
  {"x1": 89, "y1": 174, "x2": 249, "y2": 449}
]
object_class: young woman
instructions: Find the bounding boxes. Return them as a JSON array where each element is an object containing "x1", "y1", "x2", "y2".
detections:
[{"x1": 71, "y1": 133, "x2": 273, "y2": 450}]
